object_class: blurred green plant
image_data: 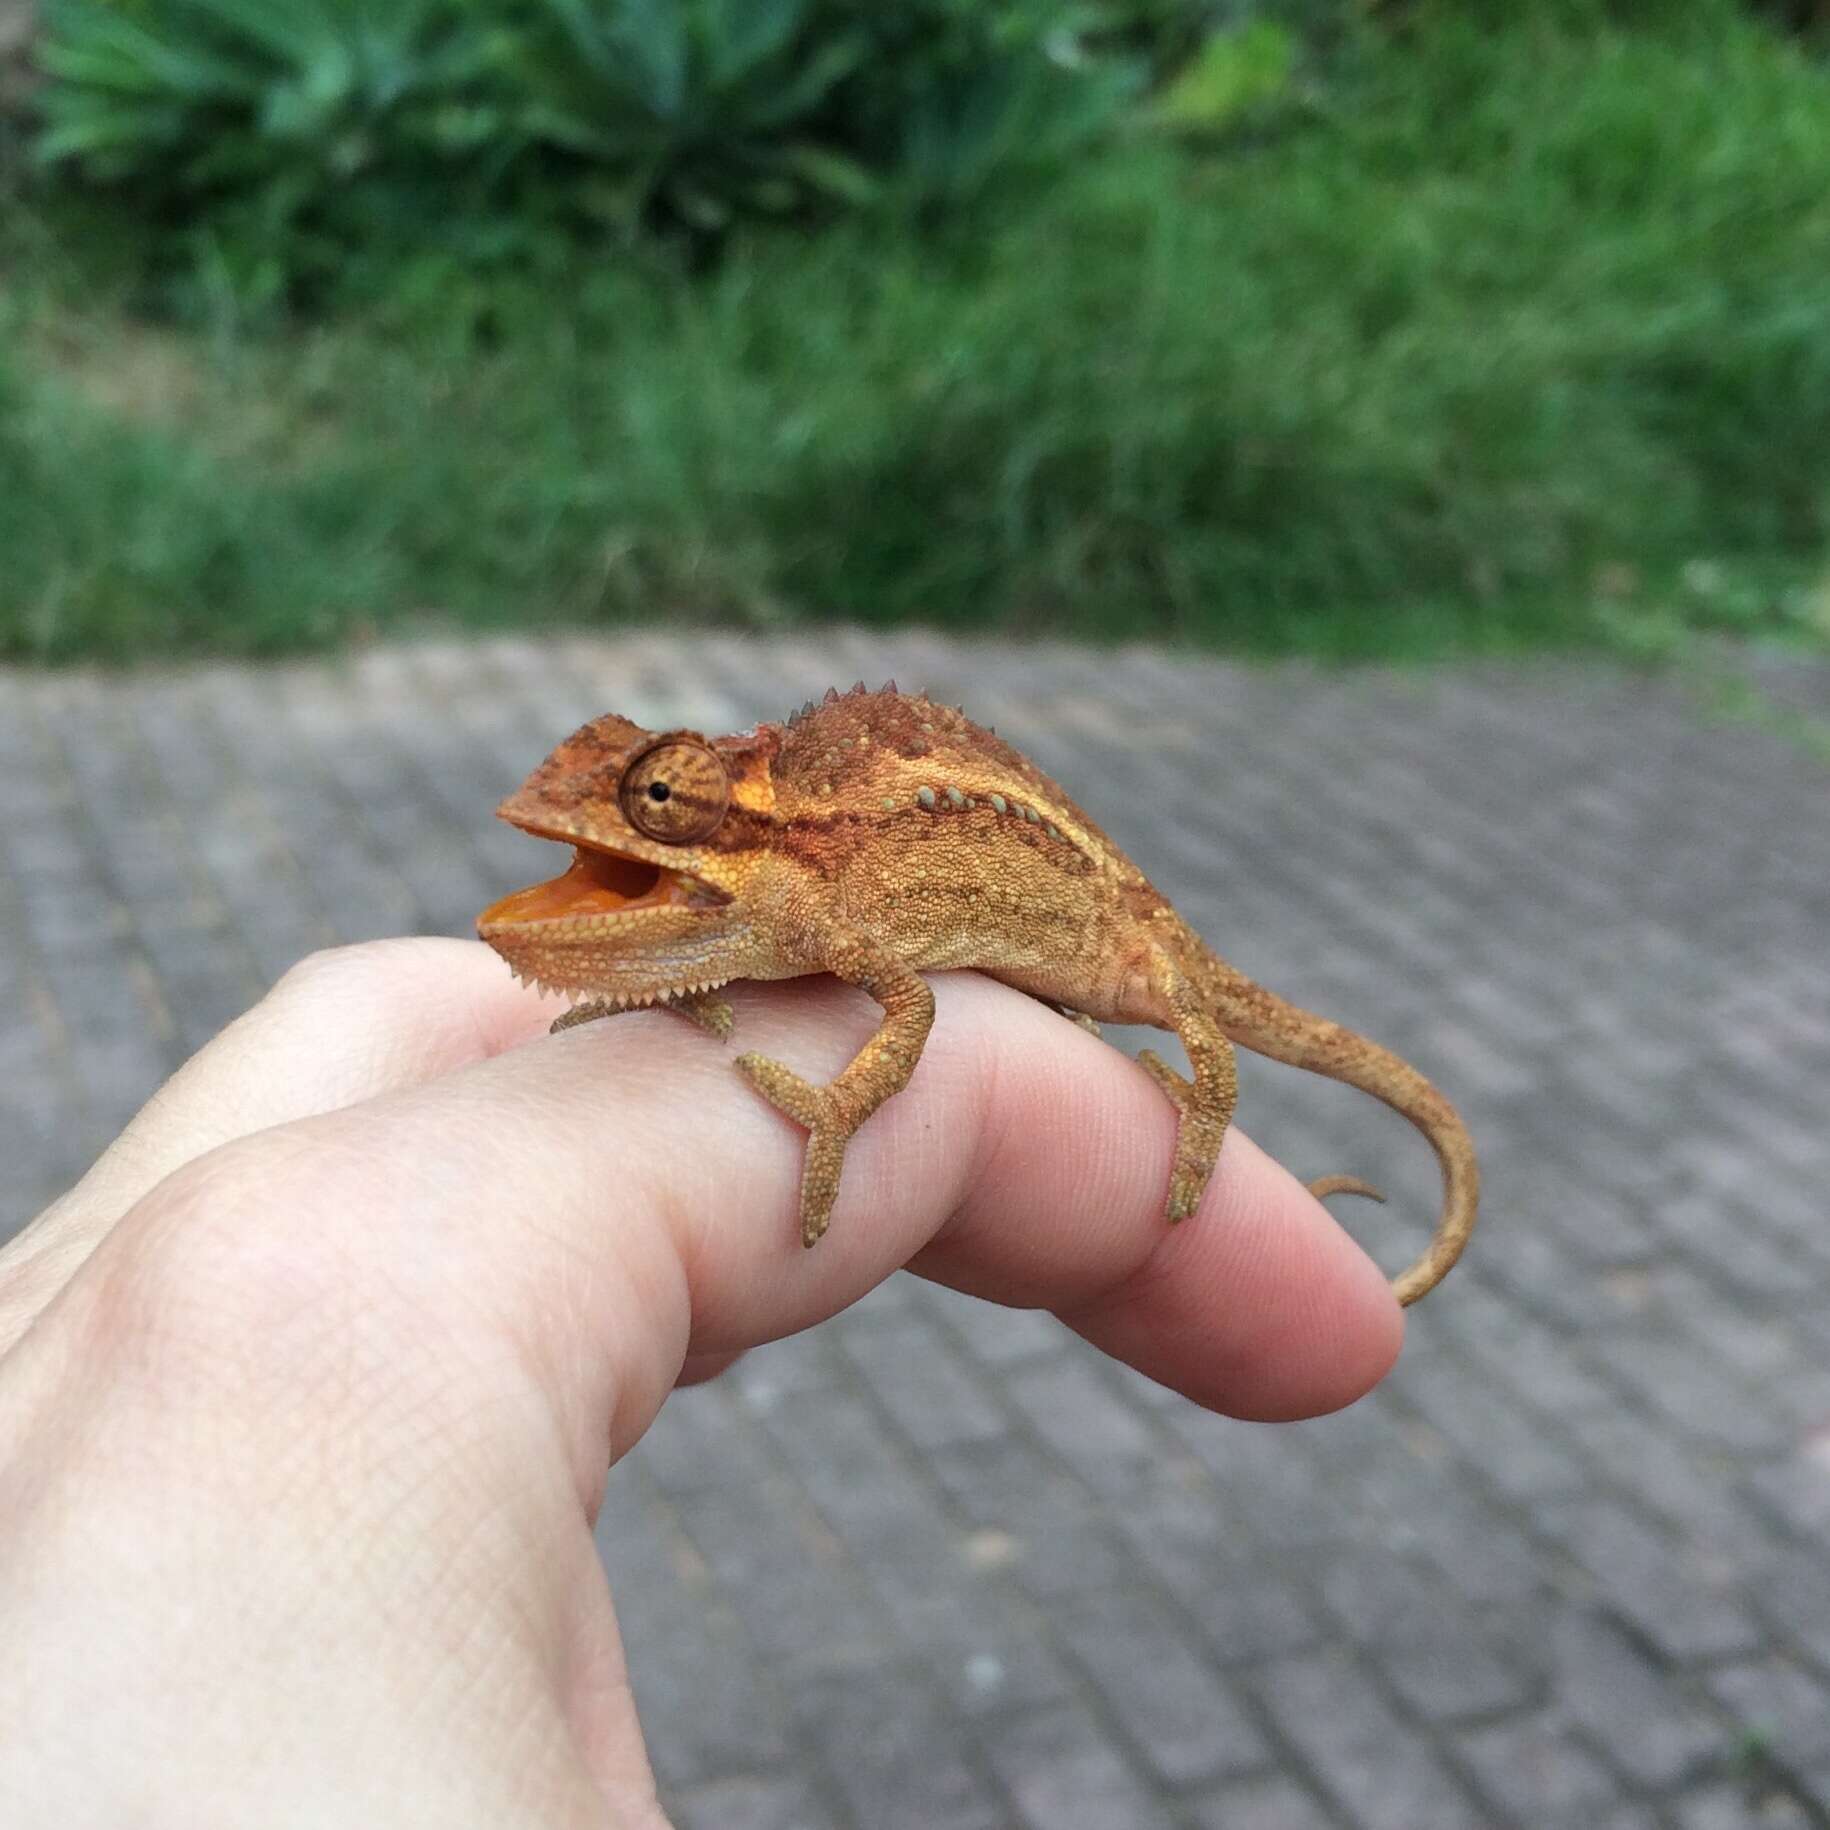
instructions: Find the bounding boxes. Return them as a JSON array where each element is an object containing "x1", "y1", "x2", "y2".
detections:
[
  {"x1": 507, "y1": 0, "x2": 875, "y2": 234},
  {"x1": 1147, "y1": 18, "x2": 1296, "y2": 134},
  {"x1": 838, "y1": 2, "x2": 1145, "y2": 212},
  {"x1": 34, "y1": 0, "x2": 520, "y2": 301},
  {"x1": 28, "y1": 0, "x2": 1175, "y2": 302},
  {"x1": 6, "y1": 2, "x2": 1828, "y2": 662}
]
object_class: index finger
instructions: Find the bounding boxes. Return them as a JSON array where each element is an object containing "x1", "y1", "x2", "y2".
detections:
[{"x1": 82, "y1": 947, "x2": 1401, "y2": 1452}]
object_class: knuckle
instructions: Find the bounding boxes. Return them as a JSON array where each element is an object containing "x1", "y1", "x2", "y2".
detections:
[
  {"x1": 91, "y1": 1138, "x2": 372, "y2": 1391},
  {"x1": 269, "y1": 938, "x2": 415, "y2": 1010}
]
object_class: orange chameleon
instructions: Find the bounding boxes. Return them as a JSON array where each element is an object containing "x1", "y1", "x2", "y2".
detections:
[{"x1": 479, "y1": 684, "x2": 1477, "y2": 1305}]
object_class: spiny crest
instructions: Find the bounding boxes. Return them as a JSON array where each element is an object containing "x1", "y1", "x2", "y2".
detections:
[{"x1": 784, "y1": 678, "x2": 920, "y2": 728}]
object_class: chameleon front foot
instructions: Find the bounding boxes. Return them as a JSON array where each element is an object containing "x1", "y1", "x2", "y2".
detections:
[
  {"x1": 551, "y1": 999, "x2": 613, "y2": 1035},
  {"x1": 550, "y1": 989, "x2": 735, "y2": 1038},
  {"x1": 668, "y1": 989, "x2": 736, "y2": 1037},
  {"x1": 734, "y1": 1052, "x2": 855, "y2": 1247}
]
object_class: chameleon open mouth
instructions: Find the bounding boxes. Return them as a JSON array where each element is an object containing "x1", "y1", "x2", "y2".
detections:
[{"x1": 478, "y1": 845, "x2": 727, "y2": 930}]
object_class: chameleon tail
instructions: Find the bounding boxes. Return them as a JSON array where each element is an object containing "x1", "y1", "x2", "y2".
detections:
[
  {"x1": 1307, "y1": 1173, "x2": 1386, "y2": 1204},
  {"x1": 1201, "y1": 964, "x2": 1479, "y2": 1308}
]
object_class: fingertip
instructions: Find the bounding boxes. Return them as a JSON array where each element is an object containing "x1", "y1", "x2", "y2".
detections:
[
  {"x1": 1061, "y1": 1132, "x2": 1405, "y2": 1422},
  {"x1": 899, "y1": 989, "x2": 1410, "y2": 1422}
]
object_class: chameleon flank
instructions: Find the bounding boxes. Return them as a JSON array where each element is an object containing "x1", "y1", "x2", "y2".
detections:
[{"x1": 477, "y1": 683, "x2": 1478, "y2": 1305}]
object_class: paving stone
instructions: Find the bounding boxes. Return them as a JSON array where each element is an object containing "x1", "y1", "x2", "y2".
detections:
[
  {"x1": 1748, "y1": 1544, "x2": 1830, "y2": 1674},
  {"x1": 1187, "y1": 1773, "x2": 1340, "y2": 1830},
  {"x1": 1547, "y1": 1610, "x2": 1721, "y2": 1789},
  {"x1": 1318, "y1": 1548, "x2": 1534, "y2": 1723},
  {"x1": 1747, "y1": 1447, "x2": 1830, "y2": 1550},
  {"x1": 1565, "y1": 1408, "x2": 1769, "y2": 1545},
  {"x1": 1429, "y1": 1280, "x2": 1618, "y2": 1422},
  {"x1": 1048, "y1": 1582, "x2": 1268, "y2": 1785},
  {"x1": 1706, "y1": 1656, "x2": 1830, "y2": 1771},
  {"x1": 916, "y1": 1281, "x2": 1067, "y2": 1370},
  {"x1": 926, "y1": 1433, "x2": 1134, "y2": 1602},
  {"x1": 1674, "y1": 1782, "x2": 1815, "y2": 1829},
  {"x1": 755, "y1": 1385, "x2": 1077, "y2": 1719},
  {"x1": 726, "y1": 1329, "x2": 848, "y2": 1405},
  {"x1": 1167, "y1": 1413, "x2": 1351, "y2": 1555},
  {"x1": 1108, "y1": 1457, "x2": 1328, "y2": 1664},
  {"x1": 634, "y1": 1382, "x2": 780, "y2": 1502},
  {"x1": 1256, "y1": 1648, "x2": 1490, "y2": 1830},
  {"x1": 668, "y1": 1774, "x2": 839, "y2": 1830},
  {"x1": 787, "y1": 1660, "x2": 1008, "y2": 1830},
  {"x1": 593, "y1": 1470, "x2": 797, "y2": 1792},
  {"x1": 1457, "y1": 1712, "x2": 1624, "y2": 1826},
  {"x1": 1364, "y1": 1461, "x2": 1554, "y2": 1611},
  {"x1": 1393, "y1": 1350, "x2": 1586, "y2": 1506},
  {"x1": 836, "y1": 1308, "x2": 1008, "y2": 1450},
  {"x1": 1002, "y1": 1352, "x2": 1167, "y2": 1501},
  {"x1": 981, "y1": 1702, "x2": 1179, "y2": 1830},
  {"x1": 1537, "y1": 1496, "x2": 1764, "y2": 1664},
  {"x1": 1587, "y1": 1331, "x2": 1792, "y2": 1457},
  {"x1": 201, "y1": 672, "x2": 420, "y2": 944}
]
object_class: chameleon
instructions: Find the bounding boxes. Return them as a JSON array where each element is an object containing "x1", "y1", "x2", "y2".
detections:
[{"x1": 477, "y1": 683, "x2": 1477, "y2": 1306}]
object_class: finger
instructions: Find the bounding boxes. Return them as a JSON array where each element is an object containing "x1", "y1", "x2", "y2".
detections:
[
  {"x1": 83, "y1": 966, "x2": 1400, "y2": 1481},
  {"x1": 940, "y1": 1125, "x2": 1401, "y2": 1422},
  {"x1": 676, "y1": 1350, "x2": 745, "y2": 1388},
  {"x1": 0, "y1": 938, "x2": 556, "y2": 1355},
  {"x1": 620, "y1": 971, "x2": 1403, "y2": 1423}
]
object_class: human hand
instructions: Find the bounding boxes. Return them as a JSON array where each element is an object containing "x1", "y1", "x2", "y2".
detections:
[{"x1": 0, "y1": 939, "x2": 1401, "y2": 1826}]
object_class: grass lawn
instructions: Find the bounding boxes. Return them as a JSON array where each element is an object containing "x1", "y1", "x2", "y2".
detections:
[{"x1": 3, "y1": 10, "x2": 1829, "y2": 663}]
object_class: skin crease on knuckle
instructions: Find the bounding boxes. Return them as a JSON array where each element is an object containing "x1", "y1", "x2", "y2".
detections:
[{"x1": 65, "y1": 1129, "x2": 511, "y2": 1441}]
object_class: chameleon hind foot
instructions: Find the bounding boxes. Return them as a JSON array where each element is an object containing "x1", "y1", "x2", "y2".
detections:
[
  {"x1": 734, "y1": 1052, "x2": 855, "y2": 1248},
  {"x1": 1136, "y1": 1047, "x2": 1229, "y2": 1224}
]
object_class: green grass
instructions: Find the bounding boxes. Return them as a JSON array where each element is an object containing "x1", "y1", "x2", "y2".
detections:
[{"x1": 4, "y1": 7, "x2": 1830, "y2": 662}]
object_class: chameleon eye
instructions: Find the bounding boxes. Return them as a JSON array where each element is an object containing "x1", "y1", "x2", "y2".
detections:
[{"x1": 621, "y1": 741, "x2": 729, "y2": 842}]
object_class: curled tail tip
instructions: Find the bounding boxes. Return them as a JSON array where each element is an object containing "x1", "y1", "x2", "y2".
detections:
[
  {"x1": 1307, "y1": 1173, "x2": 1386, "y2": 1205},
  {"x1": 1392, "y1": 1256, "x2": 1452, "y2": 1307},
  {"x1": 1390, "y1": 1197, "x2": 1479, "y2": 1308},
  {"x1": 1308, "y1": 1169, "x2": 1475, "y2": 1308}
]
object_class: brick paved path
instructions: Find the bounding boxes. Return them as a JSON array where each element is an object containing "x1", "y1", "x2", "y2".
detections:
[{"x1": 3, "y1": 634, "x2": 1828, "y2": 1828}]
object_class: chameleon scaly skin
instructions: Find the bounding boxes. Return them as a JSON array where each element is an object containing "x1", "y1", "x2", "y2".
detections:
[{"x1": 477, "y1": 684, "x2": 1478, "y2": 1305}]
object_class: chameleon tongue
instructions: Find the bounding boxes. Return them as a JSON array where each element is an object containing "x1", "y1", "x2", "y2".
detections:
[{"x1": 478, "y1": 847, "x2": 687, "y2": 927}]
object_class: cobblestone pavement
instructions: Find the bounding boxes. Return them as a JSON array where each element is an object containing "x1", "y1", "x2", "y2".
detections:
[{"x1": 4, "y1": 632, "x2": 1829, "y2": 1829}]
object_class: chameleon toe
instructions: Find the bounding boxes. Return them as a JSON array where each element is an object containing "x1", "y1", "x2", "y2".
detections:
[{"x1": 734, "y1": 1052, "x2": 827, "y2": 1128}]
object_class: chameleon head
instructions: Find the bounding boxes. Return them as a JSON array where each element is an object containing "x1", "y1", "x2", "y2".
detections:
[{"x1": 477, "y1": 712, "x2": 764, "y2": 1002}]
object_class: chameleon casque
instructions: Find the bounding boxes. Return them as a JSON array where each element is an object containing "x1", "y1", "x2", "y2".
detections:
[{"x1": 478, "y1": 683, "x2": 1477, "y2": 1306}]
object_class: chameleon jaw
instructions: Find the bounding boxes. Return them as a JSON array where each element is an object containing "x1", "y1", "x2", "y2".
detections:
[
  {"x1": 476, "y1": 844, "x2": 735, "y2": 1005},
  {"x1": 478, "y1": 844, "x2": 729, "y2": 931}
]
